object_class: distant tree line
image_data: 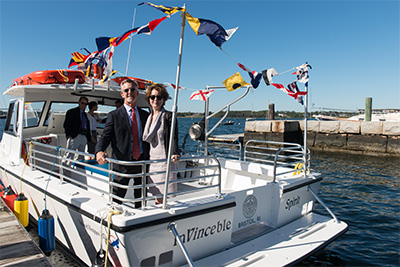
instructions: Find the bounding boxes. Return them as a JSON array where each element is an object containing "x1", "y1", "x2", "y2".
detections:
[
  {"x1": 177, "y1": 110, "x2": 358, "y2": 119},
  {"x1": 178, "y1": 110, "x2": 299, "y2": 118}
]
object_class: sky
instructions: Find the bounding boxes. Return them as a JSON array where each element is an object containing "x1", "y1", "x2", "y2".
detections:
[{"x1": 0, "y1": 0, "x2": 399, "y2": 113}]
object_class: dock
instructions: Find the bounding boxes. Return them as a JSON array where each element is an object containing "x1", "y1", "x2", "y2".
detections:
[
  {"x1": 0, "y1": 198, "x2": 52, "y2": 266},
  {"x1": 245, "y1": 120, "x2": 400, "y2": 156},
  {"x1": 208, "y1": 133, "x2": 244, "y2": 143}
]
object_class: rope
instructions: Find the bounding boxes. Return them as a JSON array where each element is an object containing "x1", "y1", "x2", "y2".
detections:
[
  {"x1": 57, "y1": 69, "x2": 69, "y2": 82},
  {"x1": 105, "y1": 208, "x2": 122, "y2": 267},
  {"x1": 44, "y1": 146, "x2": 61, "y2": 211},
  {"x1": 19, "y1": 142, "x2": 34, "y2": 193}
]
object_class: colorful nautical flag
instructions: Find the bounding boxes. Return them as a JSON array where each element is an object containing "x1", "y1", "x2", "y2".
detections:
[
  {"x1": 185, "y1": 13, "x2": 238, "y2": 47},
  {"x1": 293, "y1": 63, "x2": 310, "y2": 84},
  {"x1": 237, "y1": 63, "x2": 251, "y2": 72},
  {"x1": 248, "y1": 71, "x2": 262, "y2": 89},
  {"x1": 100, "y1": 46, "x2": 115, "y2": 83},
  {"x1": 271, "y1": 82, "x2": 307, "y2": 105},
  {"x1": 68, "y1": 52, "x2": 90, "y2": 68},
  {"x1": 223, "y1": 72, "x2": 249, "y2": 91},
  {"x1": 138, "y1": 2, "x2": 185, "y2": 16},
  {"x1": 84, "y1": 51, "x2": 101, "y2": 69},
  {"x1": 165, "y1": 82, "x2": 187, "y2": 90},
  {"x1": 262, "y1": 68, "x2": 279, "y2": 86},
  {"x1": 95, "y1": 16, "x2": 167, "y2": 52},
  {"x1": 190, "y1": 90, "x2": 214, "y2": 101}
]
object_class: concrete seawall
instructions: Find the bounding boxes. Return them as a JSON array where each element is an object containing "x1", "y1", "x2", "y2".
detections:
[{"x1": 244, "y1": 120, "x2": 400, "y2": 156}]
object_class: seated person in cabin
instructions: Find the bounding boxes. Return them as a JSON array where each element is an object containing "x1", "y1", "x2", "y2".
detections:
[{"x1": 63, "y1": 97, "x2": 91, "y2": 161}]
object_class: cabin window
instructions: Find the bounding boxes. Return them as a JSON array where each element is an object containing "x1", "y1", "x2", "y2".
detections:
[
  {"x1": 4, "y1": 101, "x2": 16, "y2": 133},
  {"x1": 23, "y1": 101, "x2": 45, "y2": 128},
  {"x1": 140, "y1": 256, "x2": 156, "y2": 267},
  {"x1": 44, "y1": 102, "x2": 79, "y2": 126},
  {"x1": 159, "y1": 251, "x2": 173, "y2": 265}
]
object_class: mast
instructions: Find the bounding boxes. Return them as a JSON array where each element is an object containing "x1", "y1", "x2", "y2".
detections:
[
  {"x1": 162, "y1": 5, "x2": 186, "y2": 209},
  {"x1": 125, "y1": 8, "x2": 137, "y2": 76},
  {"x1": 303, "y1": 81, "x2": 308, "y2": 177}
]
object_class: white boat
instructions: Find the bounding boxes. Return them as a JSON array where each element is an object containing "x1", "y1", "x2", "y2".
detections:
[
  {"x1": 313, "y1": 110, "x2": 400, "y2": 122},
  {"x1": 347, "y1": 110, "x2": 400, "y2": 122},
  {"x1": 0, "y1": 72, "x2": 348, "y2": 266}
]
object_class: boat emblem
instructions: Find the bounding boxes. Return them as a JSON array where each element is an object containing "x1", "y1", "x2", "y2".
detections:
[
  {"x1": 109, "y1": 235, "x2": 120, "y2": 251},
  {"x1": 242, "y1": 195, "x2": 257, "y2": 218}
]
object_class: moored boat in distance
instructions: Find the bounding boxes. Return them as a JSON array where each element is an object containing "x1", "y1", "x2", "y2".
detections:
[
  {"x1": 220, "y1": 120, "x2": 234, "y2": 125},
  {"x1": 313, "y1": 109, "x2": 400, "y2": 122},
  {"x1": 0, "y1": 74, "x2": 348, "y2": 266}
]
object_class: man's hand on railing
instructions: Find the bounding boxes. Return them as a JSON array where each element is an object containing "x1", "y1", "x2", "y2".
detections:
[{"x1": 96, "y1": 151, "x2": 108, "y2": 165}]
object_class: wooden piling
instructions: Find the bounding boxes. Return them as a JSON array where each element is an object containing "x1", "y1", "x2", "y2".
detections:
[{"x1": 365, "y1": 97, "x2": 372, "y2": 122}]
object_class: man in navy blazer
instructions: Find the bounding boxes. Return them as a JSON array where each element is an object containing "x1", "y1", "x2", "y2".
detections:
[
  {"x1": 63, "y1": 96, "x2": 91, "y2": 161},
  {"x1": 95, "y1": 79, "x2": 150, "y2": 208}
]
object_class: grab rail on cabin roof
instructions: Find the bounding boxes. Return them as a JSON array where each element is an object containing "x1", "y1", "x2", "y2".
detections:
[
  {"x1": 28, "y1": 141, "x2": 222, "y2": 208},
  {"x1": 244, "y1": 140, "x2": 310, "y2": 182}
]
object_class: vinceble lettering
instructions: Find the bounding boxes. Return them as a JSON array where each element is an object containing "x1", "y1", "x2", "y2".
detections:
[{"x1": 173, "y1": 219, "x2": 232, "y2": 246}]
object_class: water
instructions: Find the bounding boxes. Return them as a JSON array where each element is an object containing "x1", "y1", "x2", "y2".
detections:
[{"x1": 1, "y1": 118, "x2": 399, "y2": 266}]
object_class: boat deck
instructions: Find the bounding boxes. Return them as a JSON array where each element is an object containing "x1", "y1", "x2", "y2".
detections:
[{"x1": 0, "y1": 198, "x2": 52, "y2": 266}]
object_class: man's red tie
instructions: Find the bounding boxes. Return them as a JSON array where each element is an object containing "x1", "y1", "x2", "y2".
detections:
[{"x1": 131, "y1": 108, "x2": 140, "y2": 160}]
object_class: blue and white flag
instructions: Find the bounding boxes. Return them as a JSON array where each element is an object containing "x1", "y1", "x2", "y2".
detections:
[
  {"x1": 262, "y1": 68, "x2": 278, "y2": 86},
  {"x1": 294, "y1": 63, "x2": 310, "y2": 83},
  {"x1": 248, "y1": 71, "x2": 262, "y2": 89}
]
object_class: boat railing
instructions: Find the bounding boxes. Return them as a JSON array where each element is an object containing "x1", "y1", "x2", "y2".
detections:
[
  {"x1": 244, "y1": 140, "x2": 310, "y2": 182},
  {"x1": 28, "y1": 141, "x2": 222, "y2": 208}
]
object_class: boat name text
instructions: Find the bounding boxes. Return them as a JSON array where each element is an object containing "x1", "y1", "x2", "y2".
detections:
[
  {"x1": 285, "y1": 196, "x2": 300, "y2": 210},
  {"x1": 173, "y1": 219, "x2": 232, "y2": 246}
]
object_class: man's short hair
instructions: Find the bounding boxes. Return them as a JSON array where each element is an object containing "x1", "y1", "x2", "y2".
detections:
[
  {"x1": 121, "y1": 79, "x2": 139, "y2": 89},
  {"x1": 78, "y1": 96, "x2": 89, "y2": 102}
]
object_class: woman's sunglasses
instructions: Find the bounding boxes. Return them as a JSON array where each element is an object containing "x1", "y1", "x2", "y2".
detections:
[{"x1": 149, "y1": 95, "x2": 163, "y2": 100}]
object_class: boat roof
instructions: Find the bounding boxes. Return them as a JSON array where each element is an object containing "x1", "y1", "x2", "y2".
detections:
[{"x1": 4, "y1": 82, "x2": 149, "y2": 107}]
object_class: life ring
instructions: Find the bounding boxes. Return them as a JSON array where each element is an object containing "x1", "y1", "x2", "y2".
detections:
[
  {"x1": 111, "y1": 76, "x2": 151, "y2": 89},
  {"x1": 293, "y1": 163, "x2": 303, "y2": 176},
  {"x1": 12, "y1": 70, "x2": 86, "y2": 86},
  {"x1": 93, "y1": 64, "x2": 104, "y2": 79}
]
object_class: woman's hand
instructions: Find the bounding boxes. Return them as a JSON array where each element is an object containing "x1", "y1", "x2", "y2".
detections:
[{"x1": 171, "y1": 154, "x2": 180, "y2": 163}]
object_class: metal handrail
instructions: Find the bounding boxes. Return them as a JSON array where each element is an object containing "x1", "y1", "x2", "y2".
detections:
[
  {"x1": 244, "y1": 140, "x2": 310, "y2": 182},
  {"x1": 28, "y1": 141, "x2": 222, "y2": 208},
  {"x1": 308, "y1": 186, "x2": 338, "y2": 223},
  {"x1": 168, "y1": 222, "x2": 194, "y2": 267}
]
